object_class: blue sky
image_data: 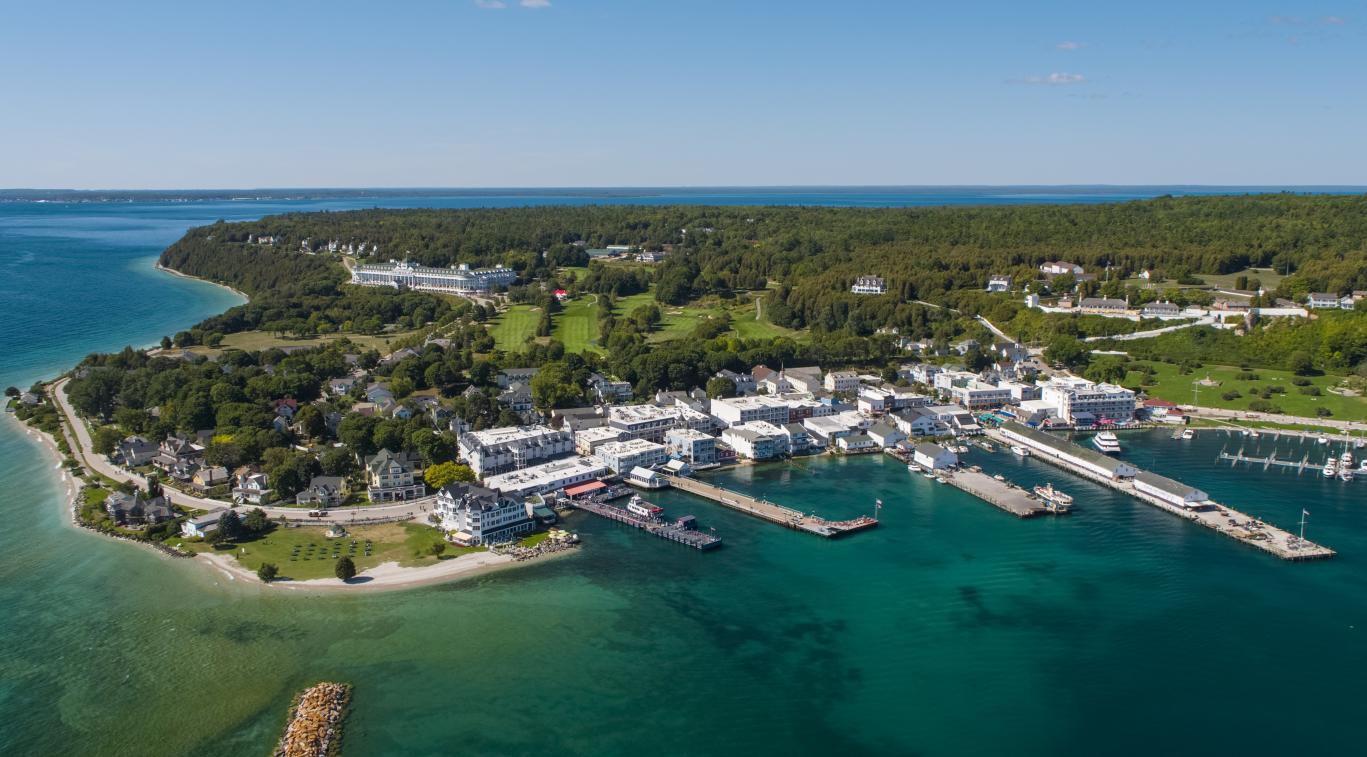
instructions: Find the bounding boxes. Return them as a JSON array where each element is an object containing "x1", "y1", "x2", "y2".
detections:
[{"x1": 1, "y1": 0, "x2": 1363, "y2": 187}]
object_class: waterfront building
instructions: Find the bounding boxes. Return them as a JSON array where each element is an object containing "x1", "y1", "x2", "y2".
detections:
[
  {"x1": 781, "y1": 423, "x2": 813, "y2": 454},
  {"x1": 1040, "y1": 376, "x2": 1136, "y2": 425},
  {"x1": 435, "y1": 482, "x2": 533, "y2": 545},
  {"x1": 997, "y1": 422, "x2": 1138, "y2": 480},
  {"x1": 459, "y1": 425, "x2": 574, "y2": 478},
  {"x1": 720, "y1": 421, "x2": 789, "y2": 460},
  {"x1": 802, "y1": 415, "x2": 856, "y2": 446},
  {"x1": 892, "y1": 407, "x2": 947, "y2": 437},
  {"x1": 105, "y1": 491, "x2": 173, "y2": 527},
  {"x1": 836, "y1": 432, "x2": 878, "y2": 453},
  {"x1": 575, "y1": 426, "x2": 626, "y2": 456},
  {"x1": 482, "y1": 457, "x2": 609, "y2": 499},
  {"x1": 364, "y1": 449, "x2": 425, "y2": 502},
  {"x1": 866, "y1": 421, "x2": 907, "y2": 448},
  {"x1": 594, "y1": 439, "x2": 668, "y2": 473},
  {"x1": 349, "y1": 260, "x2": 517, "y2": 294},
  {"x1": 665, "y1": 428, "x2": 717, "y2": 465},
  {"x1": 913, "y1": 443, "x2": 958, "y2": 470},
  {"x1": 1132, "y1": 471, "x2": 1209, "y2": 508},
  {"x1": 851, "y1": 275, "x2": 887, "y2": 294},
  {"x1": 180, "y1": 512, "x2": 221, "y2": 539}
]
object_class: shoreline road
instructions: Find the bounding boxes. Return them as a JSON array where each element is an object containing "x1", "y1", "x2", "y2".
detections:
[
  {"x1": 1189, "y1": 404, "x2": 1367, "y2": 435},
  {"x1": 51, "y1": 378, "x2": 434, "y2": 525}
]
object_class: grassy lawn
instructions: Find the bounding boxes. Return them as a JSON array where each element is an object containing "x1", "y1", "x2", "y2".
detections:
[
  {"x1": 187, "y1": 329, "x2": 422, "y2": 356},
  {"x1": 518, "y1": 532, "x2": 552, "y2": 548},
  {"x1": 488, "y1": 306, "x2": 542, "y2": 350},
  {"x1": 1122, "y1": 267, "x2": 1286, "y2": 293},
  {"x1": 1125, "y1": 362, "x2": 1367, "y2": 421},
  {"x1": 218, "y1": 522, "x2": 484, "y2": 581},
  {"x1": 490, "y1": 287, "x2": 809, "y2": 353}
]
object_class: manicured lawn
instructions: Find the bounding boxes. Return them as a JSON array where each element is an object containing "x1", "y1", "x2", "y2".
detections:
[
  {"x1": 518, "y1": 532, "x2": 552, "y2": 548},
  {"x1": 730, "y1": 306, "x2": 801, "y2": 340},
  {"x1": 488, "y1": 306, "x2": 542, "y2": 350},
  {"x1": 552, "y1": 297, "x2": 601, "y2": 352},
  {"x1": 221, "y1": 522, "x2": 484, "y2": 581},
  {"x1": 1125, "y1": 362, "x2": 1367, "y2": 421}
]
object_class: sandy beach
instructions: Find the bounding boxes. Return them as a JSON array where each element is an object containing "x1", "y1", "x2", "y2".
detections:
[
  {"x1": 196, "y1": 545, "x2": 578, "y2": 594},
  {"x1": 154, "y1": 261, "x2": 251, "y2": 301}
]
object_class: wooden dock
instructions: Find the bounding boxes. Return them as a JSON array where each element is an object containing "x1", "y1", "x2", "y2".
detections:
[
  {"x1": 573, "y1": 498, "x2": 722, "y2": 550},
  {"x1": 985, "y1": 428, "x2": 1335, "y2": 562},
  {"x1": 664, "y1": 474, "x2": 878, "y2": 538}
]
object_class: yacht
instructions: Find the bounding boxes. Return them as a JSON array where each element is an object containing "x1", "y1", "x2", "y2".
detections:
[
  {"x1": 1340, "y1": 451, "x2": 1354, "y2": 468},
  {"x1": 1091, "y1": 431, "x2": 1122, "y2": 455},
  {"x1": 1340, "y1": 468, "x2": 1356, "y2": 482},
  {"x1": 1181, "y1": 428, "x2": 1195, "y2": 440},
  {"x1": 1010, "y1": 445, "x2": 1030, "y2": 457},
  {"x1": 1359, "y1": 459, "x2": 1367, "y2": 472},
  {"x1": 1322, "y1": 460, "x2": 1338, "y2": 478}
]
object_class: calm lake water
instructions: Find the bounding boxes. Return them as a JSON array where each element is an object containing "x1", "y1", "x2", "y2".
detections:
[{"x1": 1, "y1": 189, "x2": 1364, "y2": 755}]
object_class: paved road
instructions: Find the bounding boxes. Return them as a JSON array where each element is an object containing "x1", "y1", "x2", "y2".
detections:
[
  {"x1": 52, "y1": 378, "x2": 432, "y2": 524},
  {"x1": 1189, "y1": 404, "x2": 1367, "y2": 435},
  {"x1": 1083, "y1": 315, "x2": 1214, "y2": 343}
]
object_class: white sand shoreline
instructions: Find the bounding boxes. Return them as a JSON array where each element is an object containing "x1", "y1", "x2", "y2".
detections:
[{"x1": 154, "y1": 261, "x2": 251, "y2": 301}]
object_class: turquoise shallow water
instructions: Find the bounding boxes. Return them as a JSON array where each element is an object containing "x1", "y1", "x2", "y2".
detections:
[{"x1": 1, "y1": 192, "x2": 1365, "y2": 756}]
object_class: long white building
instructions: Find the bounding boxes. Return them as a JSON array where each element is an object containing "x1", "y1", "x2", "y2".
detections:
[
  {"x1": 594, "y1": 439, "x2": 668, "y2": 473},
  {"x1": 435, "y1": 482, "x2": 534, "y2": 545},
  {"x1": 607, "y1": 403, "x2": 712, "y2": 442},
  {"x1": 458, "y1": 425, "x2": 574, "y2": 478},
  {"x1": 1040, "y1": 376, "x2": 1136, "y2": 425},
  {"x1": 482, "y1": 457, "x2": 609, "y2": 499},
  {"x1": 350, "y1": 260, "x2": 517, "y2": 294}
]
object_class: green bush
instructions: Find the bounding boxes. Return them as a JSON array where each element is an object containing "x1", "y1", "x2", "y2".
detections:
[
  {"x1": 1291, "y1": 377, "x2": 1312, "y2": 386},
  {"x1": 1299, "y1": 386, "x2": 1322, "y2": 396}
]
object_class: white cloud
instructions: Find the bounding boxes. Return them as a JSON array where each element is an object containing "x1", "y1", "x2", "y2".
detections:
[
  {"x1": 1018, "y1": 72, "x2": 1086, "y2": 85},
  {"x1": 474, "y1": 0, "x2": 506, "y2": 8},
  {"x1": 1056, "y1": 41, "x2": 1084, "y2": 50},
  {"x1": 520, "y1": 0, "x2": 551, "y2": 7}
]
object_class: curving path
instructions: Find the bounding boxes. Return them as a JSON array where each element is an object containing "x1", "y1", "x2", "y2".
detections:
[{"x1": 52, "y1": 378, "x2": 433, "y2": 524}]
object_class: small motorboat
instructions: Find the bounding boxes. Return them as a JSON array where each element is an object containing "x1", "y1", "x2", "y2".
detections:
[
  {"x1": 1181, "y1": 428, "x2": 1195, "y2": 440},
  {"x1": 1322, "y1": 460, "x2": 1338, "y2": 478},
  {"x1": 1011, "y1": 445, "x2": 1030, "y2": 457},
  {"x1": 1339, "y1": 468, "x2": 1355, "y2": 482}
]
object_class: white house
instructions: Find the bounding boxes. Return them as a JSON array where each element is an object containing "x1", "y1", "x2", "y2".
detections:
[
  {"x1": 436, "y1": 483, "x2": 534, "y2": 545},
  {"x1": 1040, "y1": 261, "x2": 1084, "y2": 277},
  {"x1": 181, "y1": 512, "x2": 222, "y2": 539},
  {"x1": 912, "y1": 443, "x2": 958, "y2": 470},
  {"x1": 364, "y1": 449, "x2": 425, "y2": 502},
  {"x1": 836, "y1": 433, "x2": 878, "y2": 453},
  {"x1": 987, "y1": 275, "x2": 1012, "y2": 293},
  {"x1": 866, "y1": 421, "x2": 907, "y2": 448},
  {"x1": 1306, "y1": 292, "x2": 1340, "y2": 309},
  {"x1": 851, "y1": 275, "x2": 887, "y2": 295},
  {"x1": 892, "y1": 407, "x2": 946, "y2": 437}
]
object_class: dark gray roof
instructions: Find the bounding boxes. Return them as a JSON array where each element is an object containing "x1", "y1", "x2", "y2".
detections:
[
  {"x1": 1134, "y1": 470, "x2": 1207, "y2": 500},
  {"x1": 1001, "y1": 422, "x2": 1127, "y2": 473},
  {"x1": 915, "y1": 443, "x2": 950, "y2": 457}
]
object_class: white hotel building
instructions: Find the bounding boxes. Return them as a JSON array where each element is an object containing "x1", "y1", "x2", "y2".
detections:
[
  {"x1": 350, "y1": 260, "x2": 518, "y2": 294},
  {"x1": 594, "y1": 439, "x2": 668, "y2": 473},
  {"x1": 607, "y1": 404, "x2": 712, "y2": 443},
  {"x1": 436, "y1": 483, "x2": 534, "y2": 546},
  {"x1": 482, "y1": 457, "x2": 609, "y2": 499},
  {"x1": 1040, "y1": 376, "x2": 1137, "y2": 425},
  {"x1": 458, "y1": 425, "x2": 574, "y2": 478}
]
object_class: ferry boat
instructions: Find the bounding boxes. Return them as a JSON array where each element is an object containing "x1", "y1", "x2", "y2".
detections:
[
  {"x1": 1180, "y1": 428, "x2": 1195, "y2": 440},
  {"x1": 1032, "y1": 483, "x2": 1074, "y2": 513},
  {"x1": 1010, "y1": 445, "x2": 1030, "y2": 457},
  {"x1": 1091, "y1": 431, "x2": 1122, "y2": 455},
  {"x1": 625, "y1": 495, "x2": 664, "y2": 519}
]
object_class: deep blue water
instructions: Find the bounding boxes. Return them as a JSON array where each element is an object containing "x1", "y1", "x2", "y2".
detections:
[{"x1": 1, "y1": 189, "x2": 1365, "y2": 756}]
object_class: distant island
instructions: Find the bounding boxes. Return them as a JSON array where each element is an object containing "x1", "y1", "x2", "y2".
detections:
[{"x1": 11, "y1": 195, "x2": 1367, "y2": 584}]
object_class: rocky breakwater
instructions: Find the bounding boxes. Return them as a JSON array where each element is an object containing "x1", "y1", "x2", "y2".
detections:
[{"x1": 274, "y1": 682, "x2": 352, "y2": 757}]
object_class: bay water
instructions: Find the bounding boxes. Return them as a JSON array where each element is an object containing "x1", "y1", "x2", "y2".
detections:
[{"x1": 1, "y1": 190, "x2": 1363, "y2": 756}]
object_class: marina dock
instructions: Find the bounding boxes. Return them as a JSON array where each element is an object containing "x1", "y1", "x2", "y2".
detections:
[
  {"x1": 940, "y1": 467, "x2": 1054, "y2": 518},
  {"x1": 665, "y1": 474, "x2": 878, "y2": 538},
  {"x1": 987, "y1": 425, "x2": 1335, "y2": 562},
  {"x1": 573, "y1": 498, "x2": 722, "y2": 550}
]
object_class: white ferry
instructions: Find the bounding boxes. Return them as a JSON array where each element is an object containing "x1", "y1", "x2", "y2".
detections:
[
  {"x1": 625, "y1": 495, "x2": 664, "y2": 519},
  {"x1": 1091, "y1": 431, "x2": 1122, "y2": 455},
  {"x1": 1010, "y1": 445, "x2": 1030, "y2": 457},
  {"x1": 1033, "y1": 483, "x2": 1074, "y2": 513},
  {"x1": 1181, "y1": 428, "x2": 1195, "y2": 440}
]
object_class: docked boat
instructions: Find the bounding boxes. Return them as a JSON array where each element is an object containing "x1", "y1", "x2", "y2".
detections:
[
  {"x1": 1340, "y1": 451, "x2": 1354, "y2": 468},
  {"x1": 1359, "y1": 459, "x2": 1367, "y2": 472},
  {"x1": 907, "y1": 462, "x2": 921, "y2": 473},
  {"x1": 992, "y1": 473, "x2": 1006, "y2": 482},
  {"x1": 1322, "y1": 460, "x2": 1338, "y2": 478},
  {"x1": 978, "y1": 440, "x2": 995, "y2": 452},
  {"x1": 921, "y1": 472, "x2": 936, "y2": 479},
  {"x1": 1033, "y1": 483, "x2": 1074, "y2": 513},
  {"x1": 1180, "y1": 428, "x2": 1195, "y2": 440},
  {"x1": 1317, "y1": 436, "x2": 1330, "y2": 445},
  {"x1": 1340, "y1": 468, "x2": 1355, "y2": 482},
  {"x1": 625, "y1": 495, "x2": 664, "y2": 519},
  {"x1": 1091, "y1": 431, "x2": 1122, "y2": 455},
  {"x1": 1010, "y1": 444, "x2": 1030, "y2": 457}
]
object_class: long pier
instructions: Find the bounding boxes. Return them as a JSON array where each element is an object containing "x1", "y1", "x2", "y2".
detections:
[
  {"x1": 664, "y1": 474, "x2": 878, "y2": 538},
  {"x1": 987, "y1": 426, "x2": 1335, "y2": 561},
  {"x1": 573, "y1": 498, "x2": 722, "y2": 550},
  {"x1": 941, "y1": 467, "x2": 1055, "y2": 518}
]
